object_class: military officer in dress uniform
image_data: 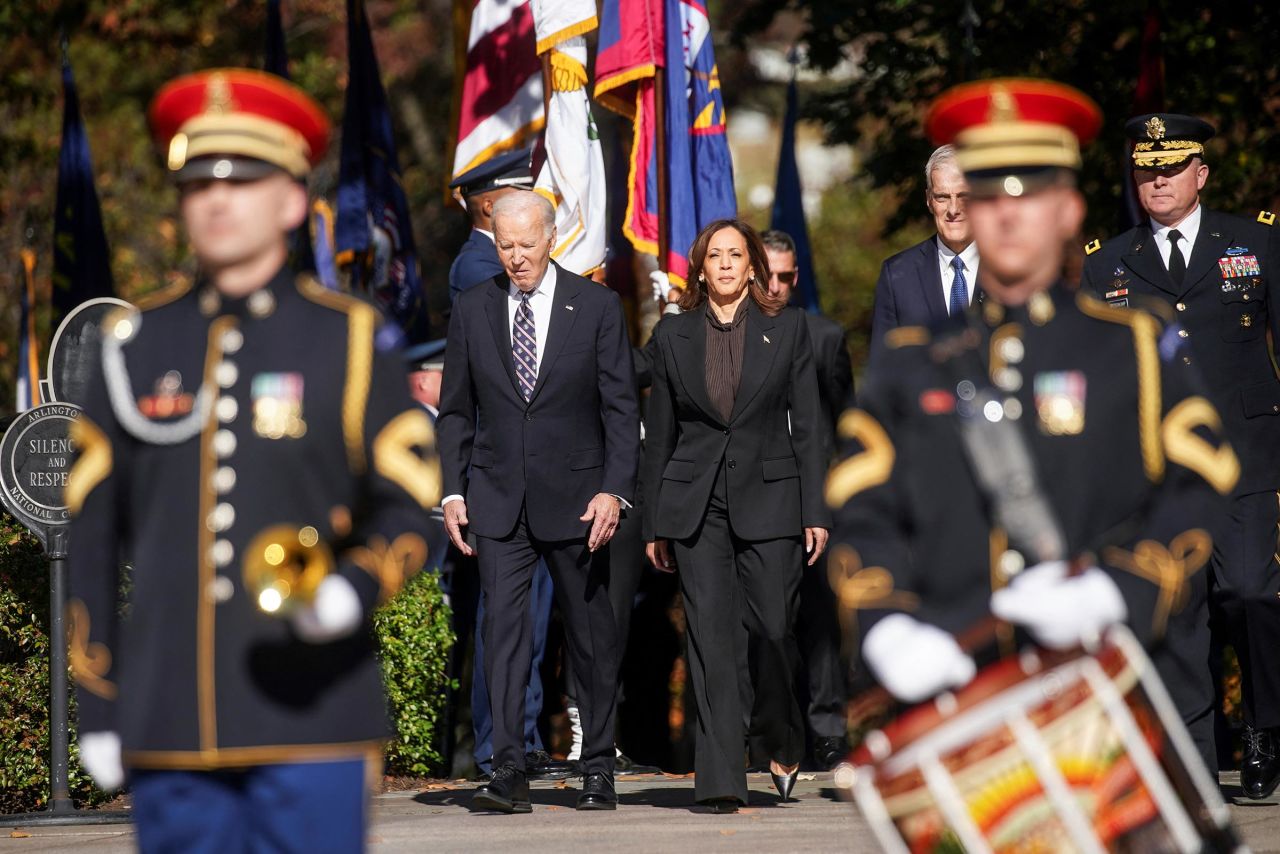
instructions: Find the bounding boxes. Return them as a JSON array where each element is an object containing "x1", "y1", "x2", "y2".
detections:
[
  {"x1": 1082, "y1": 113, "x2": 1280, "y2": 798},
  {"x1": 448, "y1": 147, "x2": 536, "y2": 302},
  {"x1": 65, "y1": 69, "x2": 439, "y2": 852},
  {"x1": 828, "y1": 81, "x2": 1239, "y2": 745}
]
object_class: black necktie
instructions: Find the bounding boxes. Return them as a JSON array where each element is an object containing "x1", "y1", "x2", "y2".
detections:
[{"x1": 1167, "y1": 229, "x2": 1186, "y2": 286}]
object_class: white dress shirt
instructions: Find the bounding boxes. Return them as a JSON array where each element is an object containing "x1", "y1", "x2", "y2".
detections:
[
  {"x1": 936, "y1": 238, "x2": 980, "y2": 308},
  {"x1": 1149, "y1": 203, "x2": 1201, "y2": 271},
  {"x1": 507, "y1": 263, "x2": 557, "y2": 376}
]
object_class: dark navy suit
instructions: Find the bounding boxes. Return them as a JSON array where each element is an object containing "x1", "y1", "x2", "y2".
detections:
[{"x1": 868, "y1": 237, "x2": 948, "y2": 367}]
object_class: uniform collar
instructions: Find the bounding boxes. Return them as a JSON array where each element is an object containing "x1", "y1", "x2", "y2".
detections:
[
  {"x1": 197, "y1": 264, "x2": 289, "y2": 319},
  {"x1": 980, "y1": 282, "x2": 1061, "y2": 328},
  {"x1": 1149, "y1": 202, "x2": 1202, "y2": 248}
]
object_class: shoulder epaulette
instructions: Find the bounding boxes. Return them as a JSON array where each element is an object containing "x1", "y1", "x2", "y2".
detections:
[
  {"x1": 295, "y1": 273, "x2": 373, "y2": 317},
  {"x1": 133, "y1": 280, "x2": 192, "y2": 312},
  {"x1": 1084, "y1": 238, "x2": 1101, "y2": 255},
  {"x1": 1258, "y1": 210, "x2": 1275, "y2": 226},
  {"x1": 884, "y1": 326, "x2": 930, "y2": 349}
]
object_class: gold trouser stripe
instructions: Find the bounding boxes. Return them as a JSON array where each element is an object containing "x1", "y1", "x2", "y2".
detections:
[
  {"x1": 124, "y1": 741, "x2": 385, "y2": 770},
  {"x1": 66, "y1": 416, "x2": 112, "y2": 516},
  {"x1": 198, "y1": 316, "x2": 236, "y2": 752}
]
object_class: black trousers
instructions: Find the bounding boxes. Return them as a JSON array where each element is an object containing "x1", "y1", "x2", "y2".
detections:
[
  {"x1": 795, "y1": 550, "x2": 847, "y2": 741},
  {"x1": 1211, "y1": 490, "x2": 1280, "y2": 732},
  {"x1": 672, "y1": 465, "x2": 804, "y2": 803},
  {"x1": 1152, "y1": 568, "x2": 1216, "y2": 774},
  {"x1": 476, "y1": 508, "x2": 618, "y2": 776}
]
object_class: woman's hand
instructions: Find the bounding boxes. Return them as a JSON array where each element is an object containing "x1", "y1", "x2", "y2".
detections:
[
  {"x1": 646, "y1": 539, "x2": 676, "y2": 573},
  {"x1": 804, "y1": 527, "x2": 829, "y2": 566}
]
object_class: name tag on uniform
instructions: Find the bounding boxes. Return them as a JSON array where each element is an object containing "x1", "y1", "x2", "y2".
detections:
[
  {"x1": 251, "y1": 372, "x2": 306, "y2": 439},
  {"x1": 1034, "y1": 370, "x2": 1086, "y2": 436}
]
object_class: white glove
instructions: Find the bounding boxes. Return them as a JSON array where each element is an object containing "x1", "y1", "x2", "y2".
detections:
[
  {"x1": 79, "y1": 731, "x2": 124, "y2": 791},
  {"x1": 649, "y1": 269, "x2": 670, "y2": 305},
  {"x1": 990, "y1": 561, "x2": 1128, "y2": 650},
  {"x1": 291, "y1": 575, "x2": 364, "y2": 643},
  {"x1": 862, "y1": 613, "x2": 977, "y2": 703}
]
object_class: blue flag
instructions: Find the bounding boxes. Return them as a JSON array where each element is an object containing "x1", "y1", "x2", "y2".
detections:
[
  {"x1": 52, "y1": 46, "x2": 113, "y2": 323},
  {"x1": 662, "y1": 0, "x2": 736, "y2": 284},
  {"x1": 17, "y1": 249, "x2": 40, "y2": 412},
  {"x1": 335, "y1": 0, "x2": 426, "y2": 344},
  {"x1": 770, "y1": 69, "x2": 820, "y2": 313}
]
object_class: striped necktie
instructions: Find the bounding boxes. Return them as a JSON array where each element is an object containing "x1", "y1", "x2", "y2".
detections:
[{"x1": 513, "y1": 291, "x2": 537, "y2": 401}]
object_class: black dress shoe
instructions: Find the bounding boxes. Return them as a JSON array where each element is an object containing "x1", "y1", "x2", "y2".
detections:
[
  {"x1": 576, "y1": 772, "x2": 618, "y2": 810},
  {"x1": 813, "y1": 736, "x2": 849, "y2": 771},
  {"x1": 698, "y1": 797, "x2": 740, "y2": 814},
  {"x1": 770, "y1": 765, "x2": 799, "y2": 802},
  {"x1": 472, "y1": 764, "x2": 531, "y2": 813},
  {"x1": 616, "y1": 752, "x2": 662, "y2": 776},
  {"x1": 526, "y1": 749, "x2": 575, "y2": 780},
  {"x1": 1242, "y1": 725, "x2": 1280, "y2": 800}
]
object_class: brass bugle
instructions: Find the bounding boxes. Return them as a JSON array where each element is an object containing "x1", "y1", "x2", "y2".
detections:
[{"x1": 242, "y1": 524, "x2": 335, "y2": 615}]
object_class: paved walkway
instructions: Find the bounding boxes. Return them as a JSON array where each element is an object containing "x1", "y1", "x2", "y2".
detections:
[{"x1": 3, "y1": 772, "x2": 1278, "y2": 852}]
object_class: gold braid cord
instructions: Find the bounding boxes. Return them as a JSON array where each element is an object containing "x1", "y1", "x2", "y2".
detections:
[
  {"x1": 1102, "y1": 529, "x2": 1212, "y2": 639},
  {"x1": 346, "y1": 533, "x2": 429, "y2": 603},
  {"x1": 828, "y1": 544, "x2": 919, "y2": 655},
  {"x1": 825, "y1": 410, "x2": 896, "y2": 509},
  {"x1": 67, "y1": 599, "x2": 117, "y2": 701}
]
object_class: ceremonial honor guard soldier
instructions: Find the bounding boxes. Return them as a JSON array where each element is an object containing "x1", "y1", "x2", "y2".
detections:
[
  {"x1": 828, "y1": 81, "x2": 1240, "y2": 731},
  {"x1": 65, "y1": 69, "x2": 439, "y2": 852},
  {"x1": 448, "y1": 147, "x2": 536, "y2": 302},
  {"x1": 1082, "y1": 113, "x2": 1280, "y2": 797}
]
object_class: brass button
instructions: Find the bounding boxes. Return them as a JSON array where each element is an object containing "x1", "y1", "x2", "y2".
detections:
[
  {"x1": 222, "y1": 328, "x2": 244, "y2": 354},
  {"x1": 210, "y1": 539, "x2": 234, "y2": 567},
  {"x1": 1175, "y1": 302, "x2": 1186, "y2": 311},
  {"x1": 212, "y1": 466, "x2": 236, "y2": 493},
  {"x1": 216, "y1": 396, "x2": 239, "y2": 423},
  {"x1": 213, "y1": 429, "x2": 236, "y2": 458},
  {"x1": 206, "y1": 503, "x2": 235, "y2": 532},
  {"x1": 1241, "y1": 314, "x2": 1253, "y2": 328},
  {"x1": 1177, "y1": 329, "x2": 1189, "y2": 338},
  {"x1": 1243, "y1": 293, "x2": 1251, "y2": 301},
  {"x1": 208, "y1": 576, "x2": 234, "y2": 603},
  {"x1": 215, "y1": 362, "x2": 239, "y2": 388},
  {"x1": 1183, "y1": 356, "x2": 1192, "y2": 365}
]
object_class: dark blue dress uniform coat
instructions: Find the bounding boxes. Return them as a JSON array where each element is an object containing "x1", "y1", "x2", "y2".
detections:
[
  {"x1": 829, "y1": 286, "x2": 1238, "y2": 655},
  {"x1": 448, "y1": 229, "x2": 505, "y2": 304},
  {"x1": 1082, "y1": 209, "x2": 1280, "y2": 496},
  {"x1": 65, "y1": 268, "x2": 440, "y2": 769}
]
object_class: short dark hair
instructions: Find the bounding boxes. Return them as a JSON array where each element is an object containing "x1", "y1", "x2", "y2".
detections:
[{"x1": 760, "y1": 229, "x2": 796, "y2": 256}]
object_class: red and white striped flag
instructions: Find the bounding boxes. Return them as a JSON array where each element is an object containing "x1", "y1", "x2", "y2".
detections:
[{"x1": 452, "y1": 0, "x2": 544, "y2": 180}]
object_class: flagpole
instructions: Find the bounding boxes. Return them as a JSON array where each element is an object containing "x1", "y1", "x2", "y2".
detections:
[{"x1": 654, "y1": 66, "x2": 669, "y2": 276}]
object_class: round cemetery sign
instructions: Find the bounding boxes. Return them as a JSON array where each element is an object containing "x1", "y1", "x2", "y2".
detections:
[
  {"x1": 47, "y1": 297, "x2": 132, "y2": 407},
  {"x1": 0, "y1": 402, "x2": 81, "y2": 538}
]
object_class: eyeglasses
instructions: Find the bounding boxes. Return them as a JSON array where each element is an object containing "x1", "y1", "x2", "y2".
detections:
[{"x1": 771, "y1": 271, "x2": 797, "y2": 285}]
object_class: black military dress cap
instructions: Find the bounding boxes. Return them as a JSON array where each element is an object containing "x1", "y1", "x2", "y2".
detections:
[
  {"x1": 1125, "y1": 113, "x2": 1216, "y2": 169},
  {"x1": 448, "y1": 147, "x2": 534, "y2": 196},
  {"x1": 404, "y1": 338, "x2": 446, "y2": 371}
]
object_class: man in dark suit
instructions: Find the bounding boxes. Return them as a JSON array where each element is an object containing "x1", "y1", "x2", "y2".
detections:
[
  {"x1": 437, "y1": 192, "x2": 640, "y2": 813},
  {"x1": 761, "y1": 229, "x2": 855, "y2": 769},
  {"x1": 1082, "y1": 113, "x2": 1280, "y2": 797},
  {"x1": 868, "y1": 144, "x2": 979, "y2": 366},
  {"x1": 447, "y1": 148, "x2": 564, "y2": 782}
]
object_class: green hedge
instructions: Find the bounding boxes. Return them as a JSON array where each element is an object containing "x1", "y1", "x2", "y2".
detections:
[{"x1": 1, "y1": 511, "x2": 454, "y2": 811}]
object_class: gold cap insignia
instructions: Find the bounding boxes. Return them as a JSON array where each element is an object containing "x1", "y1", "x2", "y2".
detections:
[
  {"x1": 987, "y1": 84, "x2": 1019, "y2": 123},
  {"x1": 1145, "y1": 115, "x2": 1166, "y2": 140},
  {"x1": 203, "y1": 72, "x2": 235, "y2": 115}
]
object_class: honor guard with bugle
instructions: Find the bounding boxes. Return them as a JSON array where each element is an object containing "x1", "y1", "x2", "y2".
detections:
[
  {"x1": 65, "y1": 69, "x2": 439, "y2": 852},
  {"x1": 1082, "y1": 113, "x2": 1280, "y2": 798},
  {"x1": 828, "y1": 80, "x2": 1239, "y2": 723}
]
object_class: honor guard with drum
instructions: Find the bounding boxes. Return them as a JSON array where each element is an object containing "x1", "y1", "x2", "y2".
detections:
[
  {"x1": 1083, "y1": 113, "x2": 1280, "y2": 798},
  {"x1": 828, "y1": 80, "x2": 1240, "y2": 725},
  {"x1": 65, "y1": 69, "x2": 439, "y2": 852}
]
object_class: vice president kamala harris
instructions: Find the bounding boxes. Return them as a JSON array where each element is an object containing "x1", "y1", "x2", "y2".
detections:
[{"x1": 642, "y1": 219, "x2": 832, "y2": 811}]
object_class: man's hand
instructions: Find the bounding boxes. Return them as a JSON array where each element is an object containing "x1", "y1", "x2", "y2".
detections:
[
  {"x1": 581, "y1": 493, "x2": 622, "y2": 552},
  {"x1": 443, "y1": 500, "x2": 474, "y2": 556},
  {"x1": 862, "y1": 614, "x2": 976, "y2": 703},
  {"x1": 79, "y1": 731, "x2": 125, "y2": 791},
  {"x1": 646, "y1": 539, "x2": 675, "y2": 573},
  {"x1": 805, "y1": 526, "x2": 829, "y2": 566},
  {"x1": 990, "y1": 561, "x2": 1127, "y2": 650}
]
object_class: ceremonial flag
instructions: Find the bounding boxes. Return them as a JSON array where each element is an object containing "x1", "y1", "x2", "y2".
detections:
[
  {"x1": 17, "y1": 249, "x2": 40, "y2": 412},
  {"x1": 311, "y1": 199, "x2": 339, "y2": 290},
  {"x1": 771, "y1": 64, "x2": 820, "y2": 313},
  {"x1": 52, "y1": 45, "x2": 114, "y2": 324},
  {"x1": 1120, "y1": 2, "x2": 1164, "y2": 231},
  {"x1": 452, "y1": 0, "x2": 544, "y2": 180},
  {"x1": 595, "y1": 0, "x2": 661, "y2": 257},
  {"x1": 336, "y1": 0, "x2": 426, "y2": 343},
  {"x1": 532, "y1": 0, "x2": 606, "y2": 276},
  {"x1": 662, "y1": 0, "x2": 736, "y2": 283}
]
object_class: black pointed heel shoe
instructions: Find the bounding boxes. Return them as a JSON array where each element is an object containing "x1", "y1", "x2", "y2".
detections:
[{"x1": 770, "y1": 763, "x2": 799, "y2": 802}]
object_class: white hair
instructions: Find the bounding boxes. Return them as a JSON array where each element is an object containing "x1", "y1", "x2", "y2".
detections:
[
  {"x1": 491, "y1": 191, "x2": 555, "y2": 239},
  {"x1": 924, "y1": 144, "x2": 958, "y2": 193}
]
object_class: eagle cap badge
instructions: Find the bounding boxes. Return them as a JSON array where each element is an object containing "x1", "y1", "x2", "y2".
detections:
[{"x1": 1145, "y1": 115, "x2": 1166, "y2": 140}]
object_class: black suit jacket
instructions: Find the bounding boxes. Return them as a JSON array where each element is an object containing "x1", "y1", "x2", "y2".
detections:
[
  {"x1": 868, "y1": 237, "x2": 947, "y2": 365},
  {"x1": 437, "y1": 264, "x2": 641, "y2": 541},
  {"x1": 804, "y1": 312, "x2": 855, "y2": 455},
  {"x1": 1082, "y1": 208, "x2": 1280, "y2": 494},
  {"x1": 642, "y1": 301, "x2": 832, "y2": 542}
]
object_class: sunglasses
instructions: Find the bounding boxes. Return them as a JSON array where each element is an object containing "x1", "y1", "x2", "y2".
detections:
[{"x1": 771, "y1": 270, "x2": 797, "y2": 285}]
